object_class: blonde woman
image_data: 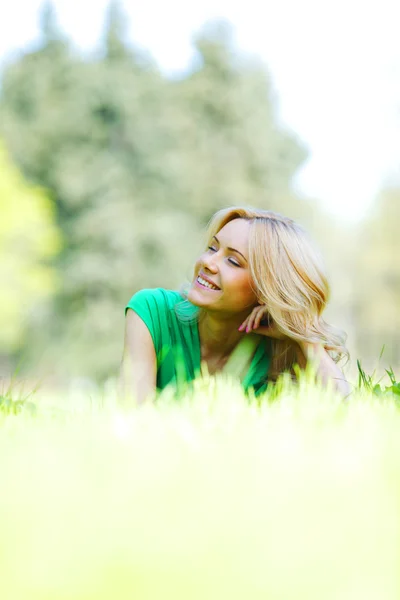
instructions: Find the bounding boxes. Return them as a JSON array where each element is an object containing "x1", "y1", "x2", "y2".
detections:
[{"x1": 120, "y1": 207, "x2": 350, "y2": 404}]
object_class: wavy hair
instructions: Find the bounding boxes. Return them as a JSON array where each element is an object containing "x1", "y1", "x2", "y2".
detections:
[{"x1": 178, "y1": 206, "x2": 348, "y2": 380}]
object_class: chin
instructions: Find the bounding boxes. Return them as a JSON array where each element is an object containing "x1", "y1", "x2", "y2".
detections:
[
  {"x1": 187, "y1": 285, "x2": 216, "y2": 308},
  {"x1": 187, "y1": 286, "x2": 202, "y2": 307}
]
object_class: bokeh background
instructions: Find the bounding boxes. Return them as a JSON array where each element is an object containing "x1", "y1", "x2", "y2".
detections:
[{"x1": 0, "y1": 0, "x2": 399, "y2": 390}]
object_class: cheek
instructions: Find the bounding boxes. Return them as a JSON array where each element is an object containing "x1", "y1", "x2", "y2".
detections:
[
  {"x1": 230, "y1": 272, "x2": 257, "y2": 300},
  {"x1": 243, "y1": 277, "x2": 257, "y2": 300}
]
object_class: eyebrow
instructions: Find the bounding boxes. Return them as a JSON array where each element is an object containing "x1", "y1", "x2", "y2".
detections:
[{"x1": 213, "y1": 235, "x2": 248, "y2": 263}]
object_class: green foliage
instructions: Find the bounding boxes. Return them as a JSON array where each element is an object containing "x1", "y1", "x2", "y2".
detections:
[
  {"x1": 357, "y1": 348, "x2": 400, "y2": 398},
  {"x1": 0, "y1": 6, "x2": 310, "y2": 380},
  {"x1": 0, "y1": 141, "x2": 61, "y2": 352},
  {"x1": 357, "y1": 361, "x2": 400, "y2": 398},
  {"x1": 0, "y1": 395, "x2": 37, "y2": 416},
  {"x1": 103, "y1": 0, "x2": 137, "y2": 62},
  {"x1": 353, "y1": 187, "x2": 400, "y2": 367}
]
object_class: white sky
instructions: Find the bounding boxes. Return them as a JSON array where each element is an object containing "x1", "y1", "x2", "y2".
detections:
[{"x1": 0, "y1": 0, "x2": 399, "y2": 222}]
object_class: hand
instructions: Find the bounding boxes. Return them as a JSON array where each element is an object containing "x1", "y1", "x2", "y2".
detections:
[{"x1": 238, "y1": 305, "x2": 287, "y2": 340}]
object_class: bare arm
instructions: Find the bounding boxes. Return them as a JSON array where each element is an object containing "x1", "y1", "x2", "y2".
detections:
[{"x1": 118, "y1": 309, "x2": 157, "y2": 407}]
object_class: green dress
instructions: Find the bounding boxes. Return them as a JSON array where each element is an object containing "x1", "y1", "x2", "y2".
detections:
[{"x1": 125, "y1": 288, "x2": 271, "y2": 397}]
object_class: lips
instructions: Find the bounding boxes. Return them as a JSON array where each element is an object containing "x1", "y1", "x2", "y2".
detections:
[{"x1": 197, "y1": 273, "x2": 221, "y2": 290}]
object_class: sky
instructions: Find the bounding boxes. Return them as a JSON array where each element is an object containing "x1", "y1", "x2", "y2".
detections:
[{"x1": 0, "y1": 0, "x2": 399, "y2": 222}]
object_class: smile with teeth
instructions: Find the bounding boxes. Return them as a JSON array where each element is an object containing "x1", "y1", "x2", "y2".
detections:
[{"x1": 196, "y1": 276, "x2": 220, "y2": 291}]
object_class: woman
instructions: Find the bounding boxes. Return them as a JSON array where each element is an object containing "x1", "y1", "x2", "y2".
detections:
[{"x1": 119, "y1": 206, "x2": 350, "y2": 404}]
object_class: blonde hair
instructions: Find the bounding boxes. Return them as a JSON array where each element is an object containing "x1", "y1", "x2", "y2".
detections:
[{"x1": 191, "y1": 205, "x2": 348, "y2": 380}]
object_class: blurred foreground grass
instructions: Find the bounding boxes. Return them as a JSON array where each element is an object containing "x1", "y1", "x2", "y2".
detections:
[{"x1": 1, "y1": 371, "x2": 400, "y2": 600}]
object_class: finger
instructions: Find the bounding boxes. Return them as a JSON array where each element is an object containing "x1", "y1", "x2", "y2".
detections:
[
  {"x1": 250, "y1": 306, "x2": 265, "y2": 330},
  {"x1": 238, "y1": 317, "x2": 249, "y2": 331},
  {"x1": 246, "y1": 307, "x2": 260, "y2": 332},
  {"x1": 253, "y1": 307, "x2": 267, "y2": 330}
]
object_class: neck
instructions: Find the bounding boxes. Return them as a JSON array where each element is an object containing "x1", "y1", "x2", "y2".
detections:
[{"x1": 198, "y1": 311, "x2": 248, "y2": 359}]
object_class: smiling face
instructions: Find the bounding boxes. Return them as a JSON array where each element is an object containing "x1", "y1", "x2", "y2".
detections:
[{"x1": 188, "y1": 218, "x2": 259, "y2": 315}]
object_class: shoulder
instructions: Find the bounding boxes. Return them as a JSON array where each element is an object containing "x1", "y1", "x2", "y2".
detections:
[
  {"x1": 125, "y1": 288, "x2": 184, "y2": 356},
  {"x1": 125, "y1": 288, "x2": 183, "y2": 315}
]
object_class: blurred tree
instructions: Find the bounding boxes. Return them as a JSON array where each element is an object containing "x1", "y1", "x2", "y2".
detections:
[
  {"x1": 0, "y1": 141, "x2": 61, "y2": 355},
  {"x1": 353, "y1": 186, "x2": 400, "y2": 367},
  {"x1": 104, "y1": 0, "x2": 133, "y2": 62},
  {"x1": 0, "y1": 1, "x2": 78, "y2": 224},
  {"x1": 40, "y1": 0, "x2": 65, "y2": 45},
  {"x1": 0, "y1": 6, "x2": 311, "y2": 381},
  {"x1": 171, "y1": 20, "x2": 309, "y2": 223}
]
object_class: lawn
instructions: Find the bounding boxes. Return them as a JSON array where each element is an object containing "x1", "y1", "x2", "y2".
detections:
[{"x1": 1, "y1": 368, "x2": 400, "y2": 600}]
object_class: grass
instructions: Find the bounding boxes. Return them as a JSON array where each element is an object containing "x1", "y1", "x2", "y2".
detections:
[{"x1": 1, "y1": 366, "x2": 400, "y2": 599}]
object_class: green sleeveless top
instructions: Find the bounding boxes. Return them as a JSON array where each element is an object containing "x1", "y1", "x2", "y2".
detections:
[{"x1": 125, "y1": 288, "x2": 271, "y2": 397}]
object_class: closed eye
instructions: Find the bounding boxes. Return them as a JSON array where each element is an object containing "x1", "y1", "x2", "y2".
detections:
[{"x1": 207, "y1": 246, "x2": 241, "y2": 268}]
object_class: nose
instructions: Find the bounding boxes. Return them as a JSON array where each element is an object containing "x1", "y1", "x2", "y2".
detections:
[{"x1": 202, "y1": 251, "x2": 219, "y2": 274}]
